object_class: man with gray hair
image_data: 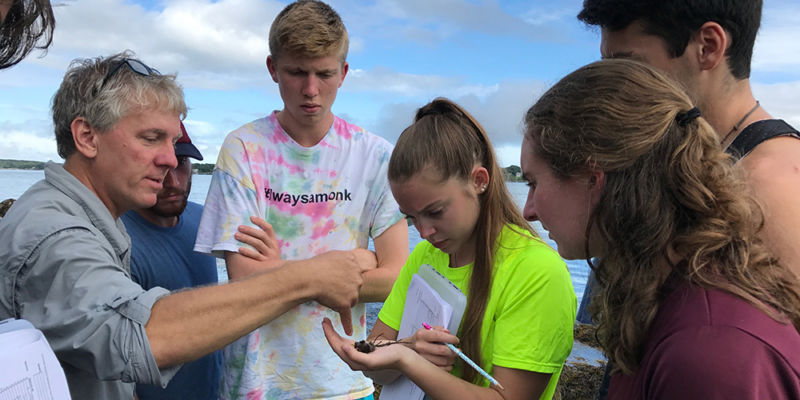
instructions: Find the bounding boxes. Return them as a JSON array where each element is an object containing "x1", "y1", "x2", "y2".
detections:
[{"x1": 0, "y1": 51, "x2": 370, "y2": 400}]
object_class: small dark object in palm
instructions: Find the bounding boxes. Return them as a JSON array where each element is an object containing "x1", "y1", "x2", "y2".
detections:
[{"x1": 354, "y1": 338, "x2": 410, "y2": 353}]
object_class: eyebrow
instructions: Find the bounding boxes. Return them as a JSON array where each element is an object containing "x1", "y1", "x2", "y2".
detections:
[{"x1": 399, "y1": 200, "x2": 446, "y2": 217}]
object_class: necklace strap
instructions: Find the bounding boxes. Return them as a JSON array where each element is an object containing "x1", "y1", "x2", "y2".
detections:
[{"x1": 722, "y1": 101, "x2": 760, "y2": 145}]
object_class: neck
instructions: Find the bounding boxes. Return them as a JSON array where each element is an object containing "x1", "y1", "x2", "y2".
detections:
[
  {"x1": 698, "y1": 78, "x2": 772, "y2": 145},
  {"x1": 64, "y1": 157, "x2": 123, "y2": 219},
  {"x1": 276, "y1": 110, "x2": 334, "y2": 147},
  {"x1": 135, "y1": 208, "x2": 179, "y2": 228}
]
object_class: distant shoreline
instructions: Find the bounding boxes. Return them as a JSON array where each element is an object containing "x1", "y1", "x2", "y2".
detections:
[{"x1": 0, "y1": 159, "x2": 525, "y2": 181}]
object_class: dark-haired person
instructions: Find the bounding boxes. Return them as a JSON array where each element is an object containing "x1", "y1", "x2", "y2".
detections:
[
  {"x1": 523, "y1": 58, "x2": 800, "y2": 399},
  {"x1": 0, "y1": 0, "x2": 55, "y2": 69},
  {"x1": 0, "y1": 51, "x2": 371, "y2": 400},
  {"x1": 121, "y1": 122, "x2": 223, "y2": 400},
  {"x1": 578, "y1": 0, "x2": 800, "y2": 279}
]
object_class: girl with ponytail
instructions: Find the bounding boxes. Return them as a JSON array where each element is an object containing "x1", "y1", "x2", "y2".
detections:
[
  {"x1": 324, "y1": 98, "x2": 576, "y2": 400},
  {"x1": 521, "y1": 59, "x2": 800, "y2": 398}
]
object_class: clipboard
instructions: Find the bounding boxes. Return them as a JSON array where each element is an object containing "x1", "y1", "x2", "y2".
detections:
[
  {"x1": 416, "y1": 264, "x2": 467, "y2": 334},
  {"x1": 379, "y1": 265, "x2": 468, "y2": 400}
]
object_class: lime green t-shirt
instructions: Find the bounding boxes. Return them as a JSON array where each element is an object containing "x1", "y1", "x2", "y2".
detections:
[{"x1": 377, "y1": 224, "x2": 576, "y2": 400}]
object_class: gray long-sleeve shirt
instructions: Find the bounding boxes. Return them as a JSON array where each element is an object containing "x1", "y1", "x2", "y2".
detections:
[{"x1": 0, "y1": 162, "x2": 179, "y2": 399}]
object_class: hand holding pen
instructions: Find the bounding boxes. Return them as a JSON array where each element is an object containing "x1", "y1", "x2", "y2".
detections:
[
  {"x1": 423, "y1": 322, "x2": 505, "y2": 390},
  {"x1": 409, "y1": 323, "x2": 459, "y2": 371}
]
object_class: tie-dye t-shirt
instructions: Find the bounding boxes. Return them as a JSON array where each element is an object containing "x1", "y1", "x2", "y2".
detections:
[{"x1": 195, "y1": 111, "x2": 403, "y2": 400}]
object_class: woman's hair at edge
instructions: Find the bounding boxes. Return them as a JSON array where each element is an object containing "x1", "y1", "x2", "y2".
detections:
[
  {"x1": 51, "y1": 50, "x2": 187, "y2": 159},
  {"x1": 0, "y1": 0, "x2": 56, "y2": 69},
  {"x1": 524, "y1": 59, "x2": 800, "y2": 375},
  {"x1": 388, "y1": 97, "x2": 534, "y2": 384}
]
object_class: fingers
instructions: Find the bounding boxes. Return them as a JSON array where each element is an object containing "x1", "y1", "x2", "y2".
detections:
[
  {"x1": 235, "y1": 218, "x2": 280, "y2": 261},
  {"x1": 323, "y1": 318, "x2": 369, "y2": 371},
  {"x1": 337, "y1": 308, "x2": 354, "y2": 336},
  {"x1": 352, "y1": 248, "x2": 377, "y2": 272},
  {"x1": 249, "y1": 216, "x2": 275, "y2": 237}
]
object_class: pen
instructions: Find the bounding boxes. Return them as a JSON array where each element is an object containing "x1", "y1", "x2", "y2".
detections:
[{"x1": 422, "y1": 322, "x2": 505, "y2": 390}]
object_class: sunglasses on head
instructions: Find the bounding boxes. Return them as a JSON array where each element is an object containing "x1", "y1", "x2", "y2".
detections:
[{"x1": 98, "y1": 58, "x2": 160, "y2": 92}]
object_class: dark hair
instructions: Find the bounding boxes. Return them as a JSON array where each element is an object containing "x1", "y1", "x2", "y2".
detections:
[
  {"x1": 389, "y1": 98, "x2": 534, "y2": 384},
  {"x1": 578, "y1": 0, "x2": 762, "y2": 79},
  {"x1": 0, "y1": 0, "x2": 55, "y2": 69},
  {"x1": 525, "y1": 59, "x2": 800, "y2": 374}
]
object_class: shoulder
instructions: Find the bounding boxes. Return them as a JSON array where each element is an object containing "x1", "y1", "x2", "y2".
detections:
[
  {"x1": 740, "y1": 135, "x2": 800, "y2": 187},
  {"x1": 332, "y1": 115, "x2": 394, "y2": 154},
  {"x1": 643, "y1": 320, "x2": 800, "y2": 398},
  {"x1": 495, "y1": 225, "x2": 566, "y2": 274}
]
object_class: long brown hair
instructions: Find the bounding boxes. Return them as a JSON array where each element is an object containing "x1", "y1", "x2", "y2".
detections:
[
  {"x1": 524, "y1": 59, "x2": 800, "y2": 374},
  {"x1": 388, "y1": 98, "x2": 533, "y2": 384}
]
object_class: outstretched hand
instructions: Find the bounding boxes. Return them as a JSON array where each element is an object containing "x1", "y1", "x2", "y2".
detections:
[
  {"x1": 322, "y1": 317, "x2": 412, "y2": 371},
  {"x1": 235, "y1": 216, "x2": 281, "y2": 264}
]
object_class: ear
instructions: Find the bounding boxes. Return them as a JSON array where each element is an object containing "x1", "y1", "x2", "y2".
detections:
[
  {"x1": 692, "y1": 21, "x2": 728, "y2": 71},
  {"x1": 267, "y1": 55, "x2": 279, "y2": 83},
  {"x1": 338, "y1": 61, "x2": 349, "y2": 88},
  {"x1": 588, "y1": 168, "x2": 606, "y2": 203},
  {"x1": 70, "y1": 117, "x2": 99, "y2": 159},
  {"x1": 471, "y1": 166, "x2": 490, "y2": 194}
]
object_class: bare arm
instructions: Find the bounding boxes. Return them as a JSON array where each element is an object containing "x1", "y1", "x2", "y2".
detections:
[
  {"x1": 146, "y1": 250, "x2": 366, "y2": 367},
  {"x1": 324, "y1": 318, "x2": 551, "y2": 400},
  {"x1": 741, "y1": 137, "x2": 800, "y2": 278},
  {"x1": 359, "y1": 220, "x2": 408, "y2": 302},
  {"x1": 225, "y1": 217, "x2": 283, "y2": 279}
]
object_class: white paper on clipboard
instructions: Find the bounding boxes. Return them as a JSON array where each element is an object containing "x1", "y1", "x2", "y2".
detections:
[
  {"x1": 379, "y1": 265, "x2": 467, "y2": 400},
  {"x1": 416, "y1": 264, "x2": 467, "y2": 334}
]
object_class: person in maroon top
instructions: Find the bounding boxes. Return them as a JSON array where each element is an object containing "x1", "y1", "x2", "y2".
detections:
[{"x1": 520, "y1": 59, "x2": 800, "y2": 399}]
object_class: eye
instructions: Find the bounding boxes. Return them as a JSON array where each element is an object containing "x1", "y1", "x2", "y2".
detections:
[
  {"x1": 525, "y1": 181, "x2": 537, "y2": 189},
  {"x1": 426, "y1": 209, "x2": 443, "y2": 218}
]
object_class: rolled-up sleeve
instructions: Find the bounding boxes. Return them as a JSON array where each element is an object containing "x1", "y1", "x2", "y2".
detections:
[{"x1": 17, "y1": 228, "x2": 180, "y2": 386}]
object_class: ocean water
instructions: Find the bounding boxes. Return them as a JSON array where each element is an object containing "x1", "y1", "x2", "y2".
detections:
[{"x1": 0, "y1": 169, "x2": 590, "y2": 331}]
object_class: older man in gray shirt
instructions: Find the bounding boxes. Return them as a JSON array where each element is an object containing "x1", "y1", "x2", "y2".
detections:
[{"x1": 0, "y1": 52, "x2": 374, "y2": 400}]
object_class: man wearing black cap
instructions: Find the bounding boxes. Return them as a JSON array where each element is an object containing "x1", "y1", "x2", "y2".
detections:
[{"x1": 121, "y1": 122, "x2": 221, "y2": 400}]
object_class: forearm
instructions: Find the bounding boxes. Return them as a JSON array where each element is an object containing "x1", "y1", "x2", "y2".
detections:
[
  {"x1": 359, "y1": 259, "x2": 401, "y2": 302},
  {"x1": 225, "y1": 251, "x2": 283, "y2": 280},
  {"x1": 398, "y1": 352, "x2": 504, "y2": 400},
  {"x1": 360, "y1": 221, "x2": 409, "y2": 302},
  {"x1": 146, "y1": 261, "x2": 314, "y2": 367},
  {"x1": 364, "y1": 369, "x2": 403, "y2": 385}
]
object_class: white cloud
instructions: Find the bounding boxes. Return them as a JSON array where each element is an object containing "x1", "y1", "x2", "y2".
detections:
[
  {"x1": 751, "y1": 4, "x2": 800, "y2": 72},
  {"x1": 339, "y1": 0, "x2": 562, "y2": 46},
  {"x1": 367, "y1": 78, "x2": 548, "y2": 148},
  {"x1": 0, "y1": 130, "x2": 60, "y2": 161},
  {"x1": 37, "y1": 0, "x2": 283, "y2": 88},
  {"x1": 753, "y1": 80, "x2": 800, "y2": 128}
]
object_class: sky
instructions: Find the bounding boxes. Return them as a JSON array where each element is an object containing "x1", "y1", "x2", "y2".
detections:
[{"x1": 2, "y1": 0, "x2": 800, "y2": 167}]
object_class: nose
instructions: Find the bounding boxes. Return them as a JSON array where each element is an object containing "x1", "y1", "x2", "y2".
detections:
[
  {"x1": 163, "y1": 168, "x2": 178, "y2": 188},
  {"x1": 415, "y1": 218, "x2": 436, "y2": 240},
  {"x1": 302, "y1": 75, "x2": 319, "y2": 97},
  {"x1": 523, "y1": 189, "x2": 539, "y2": 222},
  {"x1": 156, "y1": 141, "x2": 179, "y2": 170}
]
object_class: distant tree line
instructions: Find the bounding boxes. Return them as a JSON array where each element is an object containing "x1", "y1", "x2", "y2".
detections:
[{"x1": 0, "y1": 159, "x2": 46, "y2": 169}]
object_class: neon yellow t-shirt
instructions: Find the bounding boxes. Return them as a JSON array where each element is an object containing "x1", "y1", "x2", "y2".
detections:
[{"x1": 378, "y1": 224, "x2": 576, "y2": 399}]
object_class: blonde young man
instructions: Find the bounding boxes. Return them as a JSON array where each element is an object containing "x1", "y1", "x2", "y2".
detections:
[{"x1": 195, "y1": 1, "x2": 409, "y2": 399}]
